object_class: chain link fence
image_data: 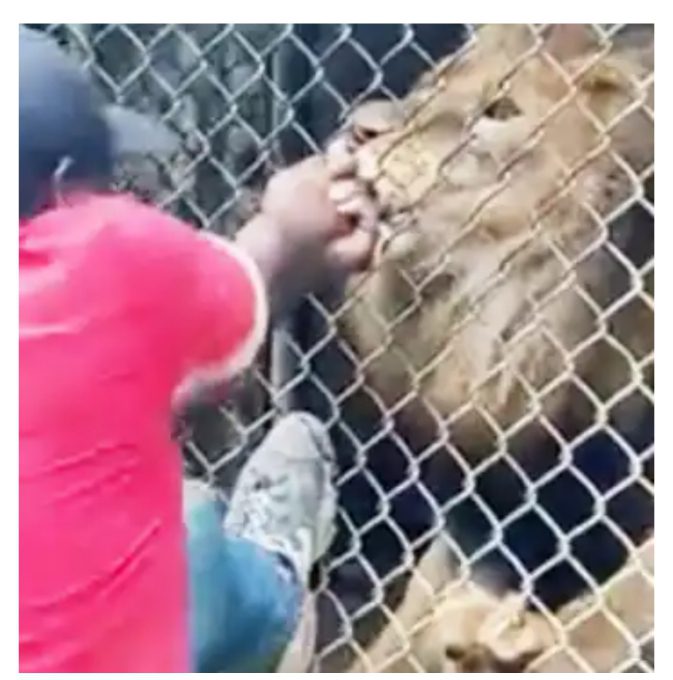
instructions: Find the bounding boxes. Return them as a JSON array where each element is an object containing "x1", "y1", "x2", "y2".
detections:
[{"x1": 36, "y1": 23, "x2": 654, "y2": 672}]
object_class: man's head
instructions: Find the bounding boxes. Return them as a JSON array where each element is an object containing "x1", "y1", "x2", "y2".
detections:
[{"x1": 19, "y1": 26, "x2": 177, "y2": 219}]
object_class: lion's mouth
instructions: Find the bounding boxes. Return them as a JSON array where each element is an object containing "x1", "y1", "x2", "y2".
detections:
[
  {"x1": 374, "y1": 207, "x2": 419, "y2": 261},
  {"x1": 379, "y1": 204, "x2": 416, "y2": 230}
]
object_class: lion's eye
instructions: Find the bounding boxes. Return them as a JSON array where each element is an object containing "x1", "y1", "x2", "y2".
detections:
[{"x1": 482, "y1": 96, "x2": 522, "y2": 120}]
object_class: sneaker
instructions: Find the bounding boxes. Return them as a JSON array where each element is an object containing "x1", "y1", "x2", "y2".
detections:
[{"x1": 223, "y1": 412, "x2": 338, "y2": 583}]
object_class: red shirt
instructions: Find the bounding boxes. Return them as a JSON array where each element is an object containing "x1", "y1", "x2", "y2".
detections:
[{"x1": 19, "y1": 195, "x2": 267, "y2": 672}]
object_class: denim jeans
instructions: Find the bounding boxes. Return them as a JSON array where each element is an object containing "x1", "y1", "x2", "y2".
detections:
[{"x1": 185, "y1": 491, "x2": 303, "y2": 672}]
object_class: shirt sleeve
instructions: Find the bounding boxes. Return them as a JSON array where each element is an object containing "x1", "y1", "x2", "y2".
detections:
[
  {"x1": 170, "y1": 231, "x2": 269, "y2": 405},
  {"x1": 95, "y1": 195, "x2": 269, "y2": 402}
]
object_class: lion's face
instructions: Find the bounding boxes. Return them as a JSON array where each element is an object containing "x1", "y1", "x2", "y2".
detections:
[{"x1": 337, "y1": 25, "x2": 653, "y2": 441}]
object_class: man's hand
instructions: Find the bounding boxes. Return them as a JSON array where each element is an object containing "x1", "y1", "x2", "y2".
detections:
[{"x1": 235, "y1": 147, "x2": 378, "y2": 318}]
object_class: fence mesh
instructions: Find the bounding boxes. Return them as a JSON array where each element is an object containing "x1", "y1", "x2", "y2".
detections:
[{"x1": 38, "y1": 23, "x2": 654, "y2": 673}]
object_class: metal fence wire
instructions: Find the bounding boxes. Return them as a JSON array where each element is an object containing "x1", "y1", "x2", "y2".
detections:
[{"x1": 38, "y1": 24, "x2": 654, "y2": 673}]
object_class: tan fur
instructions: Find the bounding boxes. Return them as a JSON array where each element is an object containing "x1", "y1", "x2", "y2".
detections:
[
  {"x1": 347, "y1": 535, "x2": 653, "y2": 672},
  {"x1": 337, "y1": 24, "x2": 652, "y2": 450},
  {"x1": 347, "y1": 538, "x2": 555, "y2": 672},
  {"x1": 332, "y1": 24, "x2": 653, "y2": 671}
]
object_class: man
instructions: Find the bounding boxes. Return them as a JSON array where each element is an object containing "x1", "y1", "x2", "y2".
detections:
[{"x1": 19, "y1": 26, "x2": 377, "y2": 672}]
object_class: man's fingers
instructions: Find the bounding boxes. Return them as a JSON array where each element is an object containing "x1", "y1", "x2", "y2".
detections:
[
  {"x1": 335, "y1": 195, "x2": 379, "y2": 233},
  {"x1": 327, "y1": 227, "x2": 377, "y2": 272},
  {"x1": 328, "y1": 178, "x2": 361, "y2": 205},
  {"x1": 325, "y1": 137, "x2": 357, "y2": 178},
  {"x1": 329, "y1": 172, "x2": 380, "y2": 233}
]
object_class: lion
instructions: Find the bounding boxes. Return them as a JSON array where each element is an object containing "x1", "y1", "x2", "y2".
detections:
[{"x1": 321, "y1": 24, "x2": 653, "y2": 672}]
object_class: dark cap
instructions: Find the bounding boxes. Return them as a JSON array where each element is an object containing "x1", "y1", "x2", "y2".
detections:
[{"x1": 19, "y1": 26, "x2": 178, "y2": 218}]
